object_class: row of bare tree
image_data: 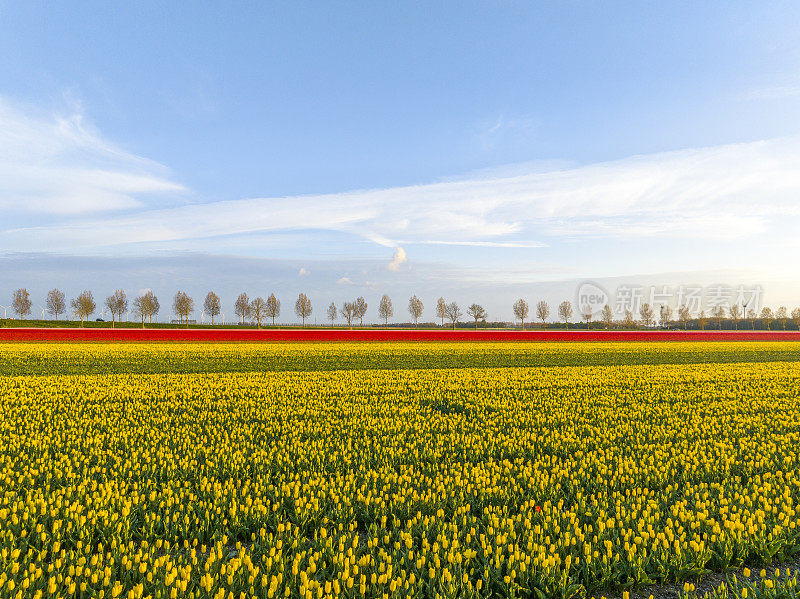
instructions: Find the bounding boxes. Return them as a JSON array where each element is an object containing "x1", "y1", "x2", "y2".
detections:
[
  {"x1": 555, "y1": 301, "x2": 800, "y2": 330},
  {"x1": 635, "y1": 302, "x2": 800, "y2": 330},
  {"x1": 5, "y1": 288, "x2": 800, "y2": 329},
  {"x1": 7, "y1": 288, "x2": 163, "y2": 327}
]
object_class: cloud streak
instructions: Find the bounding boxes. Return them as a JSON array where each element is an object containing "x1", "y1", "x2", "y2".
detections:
[
  {"x1": 0, "y1": 97, "x2": 186, "y2": 217},
  {"x1": 415, "y1": 240, "x2": 547, "y2": 248},
  {"x1": 5, "y1": 136, "x2": 800, "y2": 255},
  {"x1": 3, "y1": 92, "x2": 800, "y2": 296}
]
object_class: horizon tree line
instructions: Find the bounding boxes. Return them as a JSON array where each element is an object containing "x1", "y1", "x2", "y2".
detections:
[{"x1": 5, "y1": 287, "x2": 800, "y2": 330}]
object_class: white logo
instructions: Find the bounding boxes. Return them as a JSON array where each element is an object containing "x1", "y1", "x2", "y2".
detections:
[{"x1": 576, "y1": 281, "x2": 609, "y2": 315}]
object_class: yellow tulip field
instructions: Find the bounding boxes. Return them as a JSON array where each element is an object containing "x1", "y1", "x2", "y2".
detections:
[{"x1": 1, "y1": 342, "x2": 799, "y2": 599}]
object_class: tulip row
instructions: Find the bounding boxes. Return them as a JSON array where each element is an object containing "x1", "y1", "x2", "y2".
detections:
[{"x1": 2, "y1": 341, "x2": 800, "y2": 376}]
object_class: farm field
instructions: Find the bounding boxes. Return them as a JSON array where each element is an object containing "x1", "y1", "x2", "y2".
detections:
[{"x1": 1, "y1": 343, "x2": 799, "y2": 599}]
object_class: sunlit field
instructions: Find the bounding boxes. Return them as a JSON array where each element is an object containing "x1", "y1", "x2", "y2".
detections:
[{"x1": 1, "y1": 342, "x2": 799, "y2": 599}]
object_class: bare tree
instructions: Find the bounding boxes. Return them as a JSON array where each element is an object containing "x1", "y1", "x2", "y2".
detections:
[
  {"x1": 660, "y1": 305, "x2": 673, "y2": 328},
  {"x1": 204, "y1": 292, "x2": 221, "y2": 325},
  {"x1": 792, "y1": 307, "x2": 800, "y2": 330},
  {"x1": 639, "y1": 303, "x2": 654, "y2": 328},
  {"x1": 558, "y1": 300, "x2": 573, "y2": 327},
  {"x1": 105, "y1": 290, "x2": 128, "y2": 328},
  {"x1": 340, "y1": 301, "x2": 356, "y2": 328},
  {"x1": 235, "y1": 293, "x2": 251, "y2": 325},
  {"x1": 378, "y1": 294, "x2": 394, "y2": 325},
  {"x1": 536, "y1": 300, "x2": 549, "y2": 328},
  {"x1": 116, "y1": 289, "x2": 129, "y2": 325},
  {"x1": 698, "y1": 309, "x2": 707, "y2": 330},
  {"x1": 355, "y1": 297, "x2": 368, "y2": 326},
  {"x1": 436, "y1": 297, "x2": 447, "y2": 327},
  {"x1": 729, "y1": 304, "x2": 741, "y2": 330},
  {"x1": 512, "y1": 299, "x2": 529, "y2": 330},
  {"x1": 711, "y1": 305, "x2": 725, "y2": 330},
  {"x1": 132, "y1": 294, "x2": 151, "y2": 328},
  {"x1": 295, "y1": 293, "x2": 312, "y2": 326},
  {"x1": 131, "y1": 291, "x2": 160, "y2": 327},
  {"x1": 445, "y1": 301, "x2": 461, "y2": 330},
  {"x1": 71, "y1": 290, "x2": 96, "y2": 326},
  {"x1": 601, "y1": 304, "x2": 613, "y2": 329},
  {"x1": 46, "y1": 288, "x2": 66, "y2": 320},
  {"x1": 266, "y1": 293, "x2": 280, "y2": 325},
  {"x1": 776, "y1": 306, "x2": 789, "y2": 330},
  {"x1": 581, "y1": 306, "x2": 592, "y2": 328},
  {"x1": 250, "y1": 297, "x2": 267, "y2": 328},
  {"x1": 105, "y1": 292, "x2": 116, "y2": 326},
  {"x1": 623, "y1": 309, "x2": 635, "y2": 329},
  {"x1": 132, "y1": 295, "x2": 145, "y2": 328},
  {"x1": 11, "y1": 289, "x2": 32, "y2": 319},
  {"x1": 327, "y1": 302, "x2": 337, "y2": 326},
  {"x1": 143, "y1": 291, "x2": 160, "y2": 324},
  {"x1": 466, "y1": 303, "x2": 487, "y2": 329},
  {"x1": 746, "y1": 308, "x2": 756, "y2": 329},
  {"x1": 678, "y1": 304, "x2": 691, "y2": 329},
  {"x1": 173, "y1": 291, "x2": 194, "y2": 326},
  {"x1": 761, "y1": 307, "x2": 774, "y2": 330},
  {"x1": 408, "y1": 295, "x2": 424, "y2": 327}
]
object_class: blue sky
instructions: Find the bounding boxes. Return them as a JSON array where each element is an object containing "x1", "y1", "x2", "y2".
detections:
[{"x1": 2, "y1": 2, "x2": 800, "y2": 322}]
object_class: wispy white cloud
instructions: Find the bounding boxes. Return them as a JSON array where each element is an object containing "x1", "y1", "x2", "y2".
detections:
[
  {"x1": 6, "y1": 136, "x2": 800, "y2": 254},
  {"x1": 475, "y1": 114, "x2": 538, "y2": 151},
  {"x1": 0, "y1": 96, "x2": 186, "y2": 216},
  {"x1": 415, "y1": 240, "x2": 547, "y2": 248},
  {"x1": 4, "y1": 90, "x2": 800, "y2": 299}
]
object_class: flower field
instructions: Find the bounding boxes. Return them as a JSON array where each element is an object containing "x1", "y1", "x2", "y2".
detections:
[{"x1": 1, "y1": 343, "x2": 799, "y2": 599}]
